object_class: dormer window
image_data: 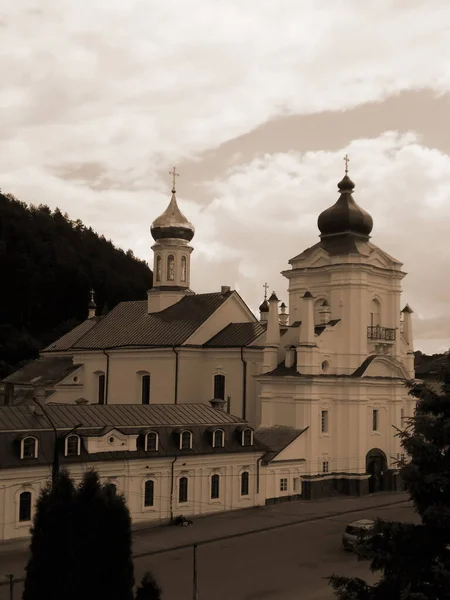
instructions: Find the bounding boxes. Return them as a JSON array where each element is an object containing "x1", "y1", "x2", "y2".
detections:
[
  {"x1": 180, "y1": 430, "x2": 192, "y2": 450},
  {"x1": 145, "y1": 431, "x2": 159, "y2": 451},
  {"x1": 65, "y1": 434, "x2": 81, "y2": 457},
  {"x1": 212, "y1": 429, "x2": 224, "y2": 448},
  {"x1": 21, "y1": 437, "x2": 38, "y2": 459},
  {"x1": 241, "y1": 428, "x2": 253, "y2": 447}
]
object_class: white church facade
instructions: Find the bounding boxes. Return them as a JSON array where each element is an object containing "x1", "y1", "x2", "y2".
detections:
[{"x1": 2, "y1": 161, "x2": 417, "y2": 510}]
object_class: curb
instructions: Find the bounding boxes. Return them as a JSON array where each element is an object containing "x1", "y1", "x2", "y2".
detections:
[{"x1": 0, "y1": 496, "x2": 410, "y2": 588}]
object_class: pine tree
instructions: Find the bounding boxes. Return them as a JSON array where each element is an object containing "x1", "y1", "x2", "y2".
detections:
[
  {"x1": 329, "y1": 358, "x2": 450, "y2": 599},
  {"x1": 135, "y1": 572, "x2": 163, "y2": 600},
  {"x1": 22, "y1": 470, "x2": 77, "y2": 600}
]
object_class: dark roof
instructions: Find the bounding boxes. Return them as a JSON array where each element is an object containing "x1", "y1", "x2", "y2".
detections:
[
  {"x1": 255, "y1": 425, "x2": 307, "y2": 463},
  {"x1": 45, "y1": 291, "x2": 233, "y2": 350},
  {"x1": 0, "y1": 403, "x2": 245, "y2": 432},
  {"x1": 204, "y1": 322, "x2": 265, "y2": 347},
  {"x1": 2, "y1": 357, "x2": 81, "y2": 386},
  {"x1": 43, "y1": 317, "x2": 102, "y2": 352}
]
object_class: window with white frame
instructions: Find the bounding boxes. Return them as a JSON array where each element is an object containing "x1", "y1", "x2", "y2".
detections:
[
  {"x1": 65, "y1": 434, "x2": 80, "y2": 457},
  {"x1": 372, "y1": 409, "x2": 379, "y2": 431},
  {"x1": 321, "y1": 410, "x2": 329, "y2": 433},
  {"x1": 19, "y1": 491, "x2": 32, "y2": 522},
  {"x1": 212, "y1": 429, "x2": 224, "y2": 448},
  {"x1": 21, "y1": 437, "x2": 38, "y2": 459},
  {"x1": 145, "y1": 431, "x2": 158, "y2": 451},
  {"x1": 144, "y1": 480, "x2": 154, "y2": 507},
  {"x1": 180, "y1": 430, "x2": 192, "y2": 450},
  {"x1": 322, "y1": 460, "x2": 329, "y2": 473},
  {"x1": 241, "y1": 428, "x2": 253, "y2": 447},
  {"x1": 280, "y1": 478, "x2": 288, "y2": 492}
]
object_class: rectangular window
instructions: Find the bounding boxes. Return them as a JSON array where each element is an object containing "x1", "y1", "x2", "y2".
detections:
[
  {"x1": 144, "y1": 480, "x2": 154, "y2": 507},
  {"x1": 141, "y1": 375, "x2": 150, "y2": 405},
  {"x1": 179, "y1": 477, "x2": 188, "y2": 503},
  {"x1": 98, "y1": 374, "x2": 106, "y2": 405},
  {"x1": 213, "y1": 374, "x2": 225, "y2": 400},
  {"x1": 280, "y1": 478, "x2": 288, "y2": 492},
  {"x1": 240, "y1": 472, "x2": 249, "y2": 496},
  {"x1": 322, "y1": 461, "x2": 329, "y2": 473},
  {"x1": 321, "y1": 410, "x2": 329, "y2": 433},
  {"x1": 372, "y1": 409, "x2": 379, "y2": 431},
  {"x1": 211, "y1": 474, "x2": 220, "y2": 499},
  {"x1": 400, "y1": 408, "x2": 405, "y2": 426},
  {"x1": 19, "y1": 492, "x2": 32, "y2": 522}
]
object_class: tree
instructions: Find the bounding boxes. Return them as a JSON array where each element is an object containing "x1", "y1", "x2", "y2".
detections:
[
  {"x1": 328, "y1": 357, "x2": 450, "y2": 599},
  {"x1": 22, "y1": 470, "x2": 77, "y2": 600},
  {"x1": 135, "y1": 572, "x2": 163, "y2": 600}
]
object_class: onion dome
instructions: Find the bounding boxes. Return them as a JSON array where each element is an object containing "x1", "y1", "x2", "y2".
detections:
[
  {"x1": 150, "y1": 190, "x2": 195, "y2": 243},
  {"x1": 259, "y1": 299, "x2": 269, "y2": 313},
  {"x1": 317, "y1": 173, "x2": 373, "y2": 239}
]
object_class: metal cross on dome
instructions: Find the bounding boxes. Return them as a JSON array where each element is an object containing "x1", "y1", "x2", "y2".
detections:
[
  {"x1": 169, "y1": 166, "x2": 179, "y2": 192},
  {"x1": 263, "y1": 282, "x2": 269, "y2": 300},
  {"x1": 343, "y1": 154, "x2": 350, "y2": 174}
]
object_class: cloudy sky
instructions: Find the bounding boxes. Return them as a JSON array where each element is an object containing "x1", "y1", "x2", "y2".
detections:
[{"x1": 2, "y1": 1, "x2": 450, "y2": 354}]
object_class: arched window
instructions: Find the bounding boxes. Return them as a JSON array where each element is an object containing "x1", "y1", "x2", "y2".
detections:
[
  {"x1": 242, "y1": 428, "x2": 253, "y2": 447},
  {"x1": 144, "y1": 480, "x2": 154, "y2": 507},
  {"x1": 65, "y1": 434, "x2": 80, "y2": 457},
  {"x1": 211, "y1": 474, "x2": 220, "y2": 499},
  {"x1": 145, "y1": 431, "x2": 158, "y2": 451},
  {"x1": 370, "y1": 298, "x2": 381, "y2": 327},
  {"x1": 167, "y1": 255, "x2": 175, "y2": 281},
  {"x1": 213, "y1": 374, "x2": 226, "y2": 400},
  {"x1": 213, "y1": 429, "x2": 224, "y2": 448},
  {"x1": 21, "y1": 437, "x2": 38, "y2": 459},
  {"x1": 19, "y1": 491, "x2": 32, "y2": 522},
  {"x1": 179, "y1": 477, "x2": 188, "y2": 503},
  {"x1": 181, "y1": 256, "x2": 187, "y2": 282},
  {"x1": 141, "y1": 374, "x2": 151, "y2": 405},
  {"x1": 241, "y1": 471, "x2": 249, "y2": 496},
  {"x1": 97, "y1": 373, "x2": 106, "y2": 405},
  {"x1": 180, "y1": 430, "x2": 192, "y2": 450},
  {"x1": 156, "y1": 255, "x2": 162, "y2": 282}
]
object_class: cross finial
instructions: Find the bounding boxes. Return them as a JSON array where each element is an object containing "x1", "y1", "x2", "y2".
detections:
[
  {"x1": 169, "y1": 166, "x2": 179, "y2": 193},
  {"x1": 343, "y1": 154, "x2": 350, "y2": 174},
  {"x1": 90, "y1": 289, "x2": 95, "y2": 301},
  {"x1": 263, "y1": 282, "x2": 269, "y2": 300}
]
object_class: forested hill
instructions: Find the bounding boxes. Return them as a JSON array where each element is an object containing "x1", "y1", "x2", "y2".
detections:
[{"x1": 0, "y1": 191, "x2": 153, "y2": 378}]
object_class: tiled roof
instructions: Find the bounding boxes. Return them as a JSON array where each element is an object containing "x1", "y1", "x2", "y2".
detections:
[
  {"x1": 43, "y1": 317, "x2": 102, "y2": 352},
  {"x1": 62, "y1": 291, "x2": 233, "y2": 349},
  {"x1": 0, "y1": 403, "x2": 245, "y2": 432},
  {"x1": 255, "y1": 424, "x2": 307, "y2": 463},
  {"x1": 2, "y1": 357, "x2": 81, "y2": 386},
  {"x1": 204, "y1": 322, "x2": 265, "y2": 347}
]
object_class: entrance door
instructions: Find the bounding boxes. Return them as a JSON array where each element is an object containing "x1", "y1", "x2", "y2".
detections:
[{"x1": 366, "y1": 449, "x2": 387, "y2": 493}]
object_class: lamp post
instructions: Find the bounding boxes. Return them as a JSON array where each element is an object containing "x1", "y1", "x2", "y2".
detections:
[{"x1": 32, "y1": 397, "x2": 82, "y2": 483}]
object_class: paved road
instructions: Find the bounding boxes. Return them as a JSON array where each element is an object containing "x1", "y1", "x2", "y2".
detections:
[{"x1": 0, "y1": 502, "x2": 416, "y2": 600}]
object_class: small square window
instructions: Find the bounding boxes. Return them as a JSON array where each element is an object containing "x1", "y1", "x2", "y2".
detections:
[
  {"x1": 280, "y1": 478, "x2": 288, "y2": 492},
  {"x1": 372, "y1": 409, "x2": 379, "y2": 431}
]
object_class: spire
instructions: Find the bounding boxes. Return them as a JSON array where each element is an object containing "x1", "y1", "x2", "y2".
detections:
[{"x1": 88, "y1": 289, "x2": 97, "y2": 319}]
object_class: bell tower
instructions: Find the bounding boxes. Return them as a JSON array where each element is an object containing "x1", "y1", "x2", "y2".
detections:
[{"x1": 147, "y1": 167, "x2": 195, "y2": 313}]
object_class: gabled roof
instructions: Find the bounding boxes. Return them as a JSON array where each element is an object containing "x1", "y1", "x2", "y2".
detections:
[
  {"x1": 43, "y1": 317, "x2": 102, "y2": 352},
  {"x1": 255, "y1": 424, "x2": 307, "y2": 463},
  {"x1": 0, "y1": 403, "x2": 246, "y2": 432},
  {"x1": 45, "y1": 291, "x2": 234, "y2": 351},
  {"x1": 204, "y1": 322, "x2": 266, "y2": 348},
  {"x1": 2, "y1": 357, "x2": 81, "y2": 386}
]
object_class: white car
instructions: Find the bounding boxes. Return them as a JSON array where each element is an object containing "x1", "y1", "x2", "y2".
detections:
[{"x1": 342, "y1": 519, "x2": 375, "y2": 551}]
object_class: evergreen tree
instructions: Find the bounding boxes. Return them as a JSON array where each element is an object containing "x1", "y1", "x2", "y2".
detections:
[
  {"x1": 135, "y1": 572, "x2": 163, "y2": 600},
  {"x1": 22, "y1": 470, "x2": 77, "y2": 600},
  {"x1": 329, "y1": 357, "x2": 450, "y2": 599}
]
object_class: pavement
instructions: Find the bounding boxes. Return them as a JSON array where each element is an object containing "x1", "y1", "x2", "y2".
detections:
[{"x1": 0, "y1": 490, "x2": 410, "y2": 584}]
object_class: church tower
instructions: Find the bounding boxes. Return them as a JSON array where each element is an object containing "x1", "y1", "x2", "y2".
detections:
[{"x1": 147, "y1": 167, "x2": 195, "y2": 313}]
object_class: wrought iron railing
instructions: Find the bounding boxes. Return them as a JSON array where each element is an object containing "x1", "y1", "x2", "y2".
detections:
[{"x1": 367, "y1": 325, "x2": 396, "y2": 341}]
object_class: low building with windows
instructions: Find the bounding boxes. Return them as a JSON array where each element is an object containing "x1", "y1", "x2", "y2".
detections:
[{"x1": 0, "y1": 403, "x2": 305, "y2": 542}]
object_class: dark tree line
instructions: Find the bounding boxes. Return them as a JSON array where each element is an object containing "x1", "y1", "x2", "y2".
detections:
[{"x1": 0, "y1": 191, "x2": 153, "y2": 377}]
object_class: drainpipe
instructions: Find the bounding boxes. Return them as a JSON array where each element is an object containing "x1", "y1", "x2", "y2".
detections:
[
  {"x1": 172, "y1": 347, "x2": 179, "y2": 404},
  {"x1": 102, "y1": 349, "x2": 110, "y2": 404},
  {"x1": 169, "y1": 456, "x2": 178, "y2": 522},
  {"x1": 240, "y1": 347, "x2": 247, "y2": 420},
  {"x1": 256, "y1": 456, "x2": 263, "y2": 494}
]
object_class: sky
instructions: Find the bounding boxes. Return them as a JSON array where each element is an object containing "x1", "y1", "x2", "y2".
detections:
[{"x1": 2, "y1": 1, "x2": 450, "y2": 354}]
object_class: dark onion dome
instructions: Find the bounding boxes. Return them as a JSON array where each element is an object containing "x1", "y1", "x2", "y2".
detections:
[
  {"x1": 317, "y1": 174, "x2": 373, "y2": 239},
  {"x1": 151, "y1": 191, "x2": 195, "y2": 243},
  {"x1": 259, "y1": 299, "x2": 269, "y2": 313}
]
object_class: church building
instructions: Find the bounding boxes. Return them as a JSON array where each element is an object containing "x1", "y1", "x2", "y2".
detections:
[{"x1": 2, "y1": 159, "x2": 417, "y2": 500}]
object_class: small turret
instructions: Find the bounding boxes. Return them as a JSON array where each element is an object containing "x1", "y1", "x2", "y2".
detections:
[
  {"x1": 88, "y1": 289, "x2": 97, "y2": 319},
  {"x1": 279, "y1": 302, "x2": 289, "y2": 327}
]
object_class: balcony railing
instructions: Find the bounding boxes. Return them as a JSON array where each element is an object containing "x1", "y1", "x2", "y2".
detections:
[{"x1": 367, "y1": 326, "x2": 396, "y2": 342}]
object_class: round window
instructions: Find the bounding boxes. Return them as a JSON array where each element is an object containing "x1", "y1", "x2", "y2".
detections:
[
  {"x1": 73, "y1": 376, "x2": 79, "y2": 383},
  {"x1": 108, "y1": 436, "x2": 114, "y2": 444}
]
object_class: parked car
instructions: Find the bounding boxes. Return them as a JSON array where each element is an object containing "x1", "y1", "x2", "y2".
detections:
[{"x1": 342, "y1": 519, "x2": 375, "y2": 551}]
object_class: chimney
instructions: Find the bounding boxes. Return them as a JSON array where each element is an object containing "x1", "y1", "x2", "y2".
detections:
[
  {"x1": 210, "y1": 398, "x2": 226, "y2": 411},
  {"x1": 299, "y1": 291, "x2": 315, "y2": 344},
  {"x1": 221, "y1": 286, "x2": 231, "y2": 295},
  {"x1": 318, "y1": 300, "x2": 331, "y2": 324},
  {"x1": 88, "y1": 289, "x2": 97, "y2": 319},
  {"x1": 279, "y1": 302, "x2": 289, "y2": 327}
]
